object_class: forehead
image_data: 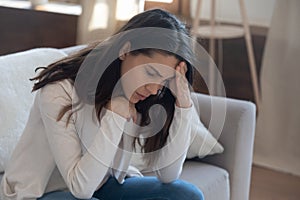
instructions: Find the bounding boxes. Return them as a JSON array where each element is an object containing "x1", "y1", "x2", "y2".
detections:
[{"x1": 136, "y1": 52, "x2": 179, "y2": 69}]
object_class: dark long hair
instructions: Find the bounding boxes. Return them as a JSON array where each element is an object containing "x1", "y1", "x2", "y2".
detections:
[{"x1": 31, "y1": 9, "x2": 194, "y2": 159}]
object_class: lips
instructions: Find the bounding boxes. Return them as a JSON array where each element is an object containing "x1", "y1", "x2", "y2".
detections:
[{"x1": 136, "y1": 92, "x2": 147, "y2": 100}]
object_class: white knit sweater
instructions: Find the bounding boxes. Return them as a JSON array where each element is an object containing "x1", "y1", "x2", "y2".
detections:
[{"x1": 0, "y1": 79, "x2": 193, "y2": 200}]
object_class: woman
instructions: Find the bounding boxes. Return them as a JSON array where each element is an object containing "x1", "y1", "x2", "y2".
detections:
[{"x1": 0, "y1": 9, "x2": 204, "y2": 200}]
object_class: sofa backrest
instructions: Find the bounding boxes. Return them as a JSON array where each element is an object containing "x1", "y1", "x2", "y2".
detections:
[{"x1": 0, "y1": 48, "x2": 67, "y2": 172}]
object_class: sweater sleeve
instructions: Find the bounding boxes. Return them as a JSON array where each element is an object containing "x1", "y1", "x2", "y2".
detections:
[
  {"x1": 38, "y1": 82, "x2": 127, "y2": 199},
  {"x1": 155, "y1": 104, "x2": 193, "y2": 183}
]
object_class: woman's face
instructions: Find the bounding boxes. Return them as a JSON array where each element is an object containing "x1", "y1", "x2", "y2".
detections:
[{"x1": 120, "y1": 51, "x2": 179, "y2": 104}]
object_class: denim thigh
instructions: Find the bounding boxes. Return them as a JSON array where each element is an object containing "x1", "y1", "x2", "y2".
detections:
[
  {"x1": 38, "y1": 191, "x2": 99, "y2": 200},
  {"x1": 93, "y1": 176, "x2": 204, "y2": 200}
]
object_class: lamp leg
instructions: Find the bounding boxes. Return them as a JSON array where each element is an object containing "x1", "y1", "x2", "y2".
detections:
[{"x1": 239, "y1": 0, "x2": 261, "y2": 109}]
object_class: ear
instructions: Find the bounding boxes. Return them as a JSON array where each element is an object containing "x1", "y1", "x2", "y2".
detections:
[{"x1": 119, "y1": 41, "x2": 131, "y2": 60}]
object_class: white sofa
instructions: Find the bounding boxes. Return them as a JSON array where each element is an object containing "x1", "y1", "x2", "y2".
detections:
[{"x1": 0, "y1": 46, "x2": 256, "y2": 200}]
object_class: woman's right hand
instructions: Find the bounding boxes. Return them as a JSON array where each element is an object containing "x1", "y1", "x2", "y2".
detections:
[{"x1": 105, "y1": 96, "x2": 137, "y2": 123}]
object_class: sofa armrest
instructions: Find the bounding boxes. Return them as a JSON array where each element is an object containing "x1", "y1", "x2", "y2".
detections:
[{"x1": 191, "y1": 92, "x2": 256, "y2": 200}]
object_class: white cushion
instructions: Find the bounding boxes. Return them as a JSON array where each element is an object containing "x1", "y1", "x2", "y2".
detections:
[
  {"x1": 186, "y1": 101, "x2": 224, "y2": 159},
  {"x1": 0, "y1": 48, "x2": 67, "y2": 172},
  {"x1": 187, "y1": 125, "x2": 224, "y2": 159}
]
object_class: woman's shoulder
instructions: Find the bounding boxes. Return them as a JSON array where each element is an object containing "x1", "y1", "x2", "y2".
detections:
[{"x1": 39, "y1": 79, "x2": 75, "y2": 102}]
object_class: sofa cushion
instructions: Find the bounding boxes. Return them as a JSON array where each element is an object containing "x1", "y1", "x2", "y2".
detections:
[
  {"x1": 0, "y1": 48, "x2": 67, "y2": 172},
  {"x1": 181, "y1": 161, "x2": 230, "y2": 200},
  {"x1": 187, "y1": 94, "x2": 224, "y2": 159},
  {"x1": 142, "y1": 160, "x2": 229, "y2": 199}
]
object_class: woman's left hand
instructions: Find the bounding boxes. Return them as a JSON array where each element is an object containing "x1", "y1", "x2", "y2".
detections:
[{"x1": 169, "y1": 61, "x2": 192, "y2": 108}]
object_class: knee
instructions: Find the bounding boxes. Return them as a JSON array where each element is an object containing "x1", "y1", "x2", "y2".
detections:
[{"x1": 164, "y1": 180, "x2": 204, "y2": 200}]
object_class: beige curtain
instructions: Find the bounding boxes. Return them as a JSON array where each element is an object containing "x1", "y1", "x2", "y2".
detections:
[
  {"x1": 77, "y1": 0, "x2": 145, "y2": 44},
  {"x1": 77, "y1": 0, "x2": 118, "y2": 44},
  {"x1": 254, "y1": 0, "x2": 300, "y2": 176}
]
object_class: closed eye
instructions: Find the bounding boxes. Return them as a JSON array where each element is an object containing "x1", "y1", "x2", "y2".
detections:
[
  {"x1": 146, "y1": 69, "x2": 156, "y2": 77},
  {"x1": 145, "y1": 65, "x2": 176, "y2": 85},
  {"x1": 146, "y1": 65, "x2": 163, "y2": 77}
]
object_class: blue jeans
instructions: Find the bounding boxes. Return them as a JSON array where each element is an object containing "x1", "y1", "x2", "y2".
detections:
[{"x1": 38, "y1": 176, "x2": 204, "y2": 200}]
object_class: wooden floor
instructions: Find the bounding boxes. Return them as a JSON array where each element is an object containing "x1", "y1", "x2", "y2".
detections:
[{"x1": 250, "y1": 165, "x2": 300, "y2": 200}]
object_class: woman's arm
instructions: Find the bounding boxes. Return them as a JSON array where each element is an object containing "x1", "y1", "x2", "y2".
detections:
[
  {"x1": 154, "y1": 61, "x2": 194, "y2": 182},
  {"x1": 39, "y1": 81, "x2": 127, "y2": 199},
  {"x1": 155, "y1": 105, "x2": 193, "y2": 183}
]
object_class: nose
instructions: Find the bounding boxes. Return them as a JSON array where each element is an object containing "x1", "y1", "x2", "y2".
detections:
[{"x1": 145, "y1": 84, "x2": 163, "y2": 95}]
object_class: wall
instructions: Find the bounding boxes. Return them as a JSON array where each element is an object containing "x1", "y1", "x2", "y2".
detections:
[
  {"x1": 190, "y1": 0, "x2": 276, "y2": 27},
  {"x1": 254, "y1": 0, "x2": 300, "y2": 176},
  {"x1": 0, "y1": 5, "x2": 78, "y2": 56}
]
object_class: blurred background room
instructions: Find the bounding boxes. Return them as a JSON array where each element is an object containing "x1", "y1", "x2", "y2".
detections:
[{"x1": 0, "y1": 0, "x2": 299, "y2": 199}]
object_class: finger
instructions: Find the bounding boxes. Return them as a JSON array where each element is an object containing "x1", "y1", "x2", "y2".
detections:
[
  {"x1": 175, "y1": 65, "x2": 181, "y2": 73},
  {"x1": 129, "y1": 104, "x2": 137, "y2": 123},
  {"x1": 180, "y1": 62, "x2": 187, "y2": 74},
  {"x1": 176, "y1": 63, "x2": 187, "y2": 85},
  {"x1": 176, "y1": 64, "x2": 183, "y2": 80},
  {"x1": 176, "y1": 62, "x2": 187, "y2": 78},
  {"x1": 132, "y1": 109, "x2": 137, "y2": 124}
]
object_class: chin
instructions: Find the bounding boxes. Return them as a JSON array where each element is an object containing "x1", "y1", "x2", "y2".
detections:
[
  {"x1": 129, "y1": 97, "x2": 139, "y2": 104},
  {"x1": 129, "y1": 93, "x2": 142, "y2": 104}
]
